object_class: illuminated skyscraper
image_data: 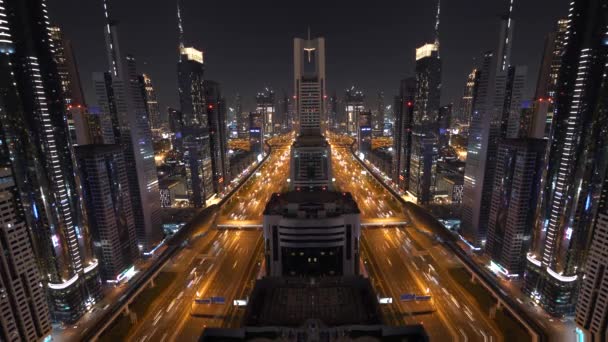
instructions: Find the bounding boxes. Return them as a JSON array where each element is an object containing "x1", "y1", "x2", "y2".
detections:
[
  {"x1": 525, "y1": 0, "x2": 608, "y2": 317},
  {"x1": 256, "y1": 88, "x2": 276, "y2": 135},
  {"x1": 392, "y1": 78, "x2": 416, "y2": 191},
  {"x1": 461, "y1": 0, "x2": 528, "y2": 247},
  {"x1": 294, "y1": 33, "x2": 326, "y2": 135},
  {"x1": 3, "y1": 0, "x2": 101, "y2": 323},
  {"x1": 204, "y1": 80, "x2": 229, "y2": 193},
  {"x1": 95, "y1": 1, "x2": 163, "y2": 254},
  {"x1": 343, "y1": 87, "x2": 364, "y2": 135},
  {"x1": 142, "y1": 73, "x2": 162, "y2": 129},
  {"x1": 455, "y1": 68, "x2": 478, "y2": 126}
]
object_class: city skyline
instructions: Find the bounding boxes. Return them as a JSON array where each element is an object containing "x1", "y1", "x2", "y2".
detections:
[{"x1": 47, "y1": 0, "x2": 567, "y2": 111}]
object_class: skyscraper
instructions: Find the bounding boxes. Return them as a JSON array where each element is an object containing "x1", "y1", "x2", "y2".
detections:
[
  {"x1": 0, "y1": 165, "x2": 52, "y2": 341},
  {"x1": 96, "y1": 1, "x2": 163, "y2": 254},
  {"x1": 3, "y1": 0, "x2": 101, "y2": 323},
  {"x1": 392, "y1": 78, "x2": 416, "y2": 191},
  {"x1": 204, "y1": 80, "x2": 229, "y2": 193},
  {"x1": 576, "y1": 166, "x2": 608, "y2": 341},
  {"x1": 357, "y1": 111, "x2": 372, "y2": 154},
  {"x1": 525, "y1": 0, "x2": 608, "y2": 317},
  {"x1": 291, "y1": 33, "x2": 332, "y2": 190},
  {"x1": 76, "y1": 145, "x2": 138, "y2": 282},
  {"x1": 343, "y1": 87, "x2": 364, "y2": 135},
  {"x1": 142, "y1": 73, "x2": 162, "y2": 130},
  {"x1": 455, "y1": 68, "x2": 478, "y2": 126},
  {"x1": 374, "y1": 91, "x2": 385, "y2": 134},
  {"x1": 408, "y1": 0, "x2": 442, "y2": 205},
  {"x1": 461, "y1": 0, "x2": 527, "y2": 247},
  {"x1": 294, "y1": 33, "x2": 326, "y2": 135},
  {"x1": 528, "y1": 19, "x2": 568, "y2": 140},
  {"x1": 48, "y1": 25, "x2": 85, "y2": 107},
  {"x1": 256, "y1": 88, "x2": 276, "y2": 135},
  {"x1": 486, "y1": 139, "x2": 545, "y2": 276},
  {"x1": 249, "y1": 111, "x2": 264, "y2": 155}
]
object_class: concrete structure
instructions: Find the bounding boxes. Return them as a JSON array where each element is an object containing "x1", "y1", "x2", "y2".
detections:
[
  {"x1": 289, "y1": 136, "x2": 332, "y2": 190},
  {"x1": 263, "y1": 191, "x2": 360, "y2": 277}
]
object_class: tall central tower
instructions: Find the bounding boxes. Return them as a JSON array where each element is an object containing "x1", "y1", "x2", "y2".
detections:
[
  {"x1": 294, "y1": 34, "x2": 326, "y2": 135},
  {"x1": 291, "y1": 33, "x2": 331, "y2": 190}
]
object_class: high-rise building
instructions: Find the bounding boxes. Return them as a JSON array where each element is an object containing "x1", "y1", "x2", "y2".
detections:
[
  {"x1": 256, "y1": 88, "x2": 276, "y2": 135},
  {"x1": 328, "y1": 93, "x2": 338, "y2": 131},
  {"x1": 76, "y1": 145, "x2": 138, "y2": 282},
  {"x1": 461, "y1": 1, "x2": 527, "y2": 247},
  {"x1": 437, "y1": 104, "x2": 452, "y2": 147},
  {"x1": 485, "y1": 139, "x2": 545, "y2": 276},
  {"x1": 204, "y1": 80, "x2": 229, "y2": 193},
  {"x1": 408, "y1": 0, "x2": 442, "y2": 205},
  {"x1": 455, "y1": 68, "x2": 478, "y2": 126},
  {"x1": 525, "y1": 0, "x2": 608, "y2": 317},
  {"x1": 374, "y1": 91, "x2": 385, "y2": 134},
  {"x1": 343, "y1": 87, "x2": 364, "y2": 135},
  {"x1": 3, "y1": 0, "x2": 102, "y2": 323},
  {"x1": 294, "y1": 34, "x2": 326, "y2": 135},
  {"x1": 141, "y1": 73, "x2": 162, "y2": 129},
  {"x1": 528, "y1": 19, "x2": 568, "y2": 140},
  {"x1": 48, "y1": 25, "x2": 85, "y2": 107},
  {"x1": 576, "y1": 167, "x2": 608, "y2": 341},
  {"x1": 96, "y1": 1, "x2": 163, "y2": 254},
  {"x1": 249, "y1": 111, "x2": 264, "y2": 155},
  {"x1": 357, "y1": 111, "x2": 372, "y2": 154},
  {"x1": 392, "y1": 78, "x2": 416, "y2": 191},
  {"x1": 0, "y1": 165, "x2": 52, "y2": 341}
]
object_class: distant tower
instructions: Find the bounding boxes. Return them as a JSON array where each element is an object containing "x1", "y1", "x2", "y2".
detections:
[
  {"x1": 142, "y1": 74, "x2": 162, "y2": 129},
  {"x1": 344, "y1": 87, "x2": 364, "y2": 135},
  {"x1": 294, "y1": 34, "x2": 326, "y2": 135},
  {"x1": 96, "y1": 0, "x2": 163, "y2": 253}
]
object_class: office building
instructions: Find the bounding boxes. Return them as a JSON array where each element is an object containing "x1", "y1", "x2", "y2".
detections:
[
  {"x1": 263, "y1": 191, "x2": 361, "y2": 277},
  {"x1": 438, "y1": 104, "x2": 452, "y2": 147},
  {"x1": 343, "y1": 87, "x2": 364, "y2": 135},
  {"x1": 486, "y1": 139, "x2": 545, "y2": 277},
  {"x1": 461, "y1": 1, "x2": 527, "y2": 247},
  {"x1": 249, "y1": 111, "x2": 264, "y2": 155},
  {"x1": 0, "y1": 165, "x2": 52, "y2": 341},
  {"x1": 524, "y1": 0, "x2": 608, "y2": 316},
  {"x1": 256, "y1": 88, "x2": 276, "y2": 135},
  {"x1": 294, "y1": 34, "x2": 326, "y2": 134},
  {"x1": 48, "y1": 25, "x2": 85, "y2": 107},
  {"x1": 528, "y1": 19, "x2": 568, "y2": 139},
  {"x1": 142, "y1": 73, "x2": 162, "y2": 129},
  {"x1": 328, "y1": 93, "x2": 339, "y2": 131},
  {"x1": 3, "y1": 0, "x2": 103, "y2": 323},
  {"x1": 76, "y1": 145, "x2": 138, "y2": 282},
  {"x1": 454, "y1": 68, "x2": 478, "y2": 126},
  {"x1": 291, "y1": 33, "x2": 332, "y2": 190},
  {"x1": 392, "y1": 78, "x2": 416, "y2": 191},
  {"x1": 576, "y1": 171, "x2": 608, "y2": 341},
  {"x1": 95, "y1": 1, "x2": 163, "y2": 254},
  {"x1": 204, "y1": 80, "x2": 229, "y2": 193},
  {"x1": 357, "y1": 111, "x2": 372, "y2": 155}
]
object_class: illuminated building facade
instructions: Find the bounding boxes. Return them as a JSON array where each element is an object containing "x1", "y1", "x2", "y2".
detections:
[
  {"x1": 256, "y1": 88, "x2": 276, "y2": 135},
  {"x1": 2, "y1": 0, "x2": 102, "y2": 323},
  {"x1": 392, "y1": 78, "x2": 416, "y2": 191},
  {"x1": 343, "y1": 87, "x2": 364, "y2": 135},
  {"x1": 76, "y1": 145, "x2": 138, "y2": 282},
  {"x1": 141, "y1": 73, "x2": 162, "y2": 129},
  {"x1": 525, "y1": 0, "x2": 608, "y2": 317},
  {"x1": 294, "y1": 35, "x2": 325, "y2": 135},
  {"x1": 357, "y1": 111, "x2": 372, "y2": 154},
  {"x1": 204, "y1": 80, "x2": 229, "y2": 194}
]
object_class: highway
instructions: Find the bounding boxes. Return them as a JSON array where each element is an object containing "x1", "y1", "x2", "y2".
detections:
[
  {"x1": 93, "y1": 131, "x2": 510, "y2": 341},
  {"x1": 329, "y1": 135, "x2": 503, "y2": 342},
  {"x1": 120, "y1": 134, "x2": 292, "y2": 341}
]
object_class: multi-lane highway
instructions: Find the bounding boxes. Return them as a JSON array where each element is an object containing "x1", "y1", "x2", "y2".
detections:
[
  {"x1": 329, "y1": 135, "x2": 503, "y2": 342},
  {"x1": 95, "y1": 131, "x2": 511, "y2": 341},
  {"x1": 120, "y1": 135, "x2": 292, "y2": 341}
]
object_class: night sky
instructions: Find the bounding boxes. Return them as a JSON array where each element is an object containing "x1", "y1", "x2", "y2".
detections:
[{"x1": 48, "y1": 0, "x2": 568, "y2": 113}]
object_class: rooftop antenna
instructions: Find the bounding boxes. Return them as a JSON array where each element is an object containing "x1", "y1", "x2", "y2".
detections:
[
  {"x1": 177, "y1": 0, "x2": 185, "y2": 60},
  {"x1": 434, "y1": 0, "x2": 441, "y2": 56}
]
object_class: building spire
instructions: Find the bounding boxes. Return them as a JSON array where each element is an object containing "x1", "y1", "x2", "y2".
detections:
[
  {"x1": 434, "y1": 0, "x2": 440, "y2": 53},
  {"x1": 498, "y1": 0, "x2": 515, "y2": 71},
  {"x1": 177, "y1": 0, "x2": 185, "y2": 51},
  {"x1": 102, "y1": 0, "x2": 120, "y2": 76}
]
